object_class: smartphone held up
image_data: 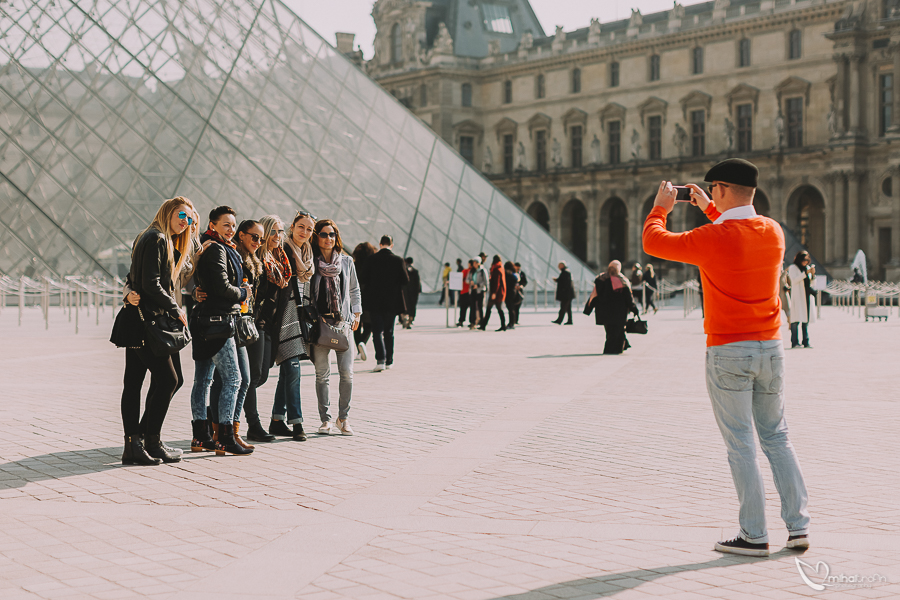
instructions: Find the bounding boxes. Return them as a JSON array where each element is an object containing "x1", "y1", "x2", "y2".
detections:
[{"x1": 674, "y1": 186, "x2": 692, "y2": 202}]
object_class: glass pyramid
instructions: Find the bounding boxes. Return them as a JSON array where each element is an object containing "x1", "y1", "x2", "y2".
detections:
[{"x1": 0, "y1": 0, "x2": 591, "y2": 290}]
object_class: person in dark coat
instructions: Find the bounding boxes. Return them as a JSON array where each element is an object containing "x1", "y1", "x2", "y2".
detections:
[
  {"x1": 551, "y1": 261, "x2": 575, "y2": 325},
  {"x1": 504, "y1": 261, "x2": 522, "y2": 329},
  {"x1": 642, "y1": 263, "x2": 659, "y2": 314},
  {"x1": 351, "y1": 242, "x2": 376, "y2": 360},
  {"x1": 402, "y1": 256, "x2": 421, "y2": 328},
  {"x1": 362, "y1": 235, "x2": 409, "y2": 371},
  {"x1": 589, "y1": 260, "x2": 639, "y2": 354},
  {"x1": 479, "y1": 255, "x2": 507, "y2": 331}
]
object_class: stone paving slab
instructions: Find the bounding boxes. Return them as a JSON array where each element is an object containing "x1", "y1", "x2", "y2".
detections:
[{"x1": 0, "y1": 301, "x2": 897, "y2": 599}]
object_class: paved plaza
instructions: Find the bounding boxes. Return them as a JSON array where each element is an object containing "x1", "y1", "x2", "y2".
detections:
[{"x1": 0, "y1": 300, "x2": 897, "y2": 600}]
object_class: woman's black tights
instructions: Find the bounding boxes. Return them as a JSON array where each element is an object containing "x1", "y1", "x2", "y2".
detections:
[{"x1": 121, "y1": 348, "x2": 183, "y2": 436}]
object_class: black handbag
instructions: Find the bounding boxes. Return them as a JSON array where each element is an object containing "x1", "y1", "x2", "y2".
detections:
[
  {"x1": 315, "y1": 315, "x2": 350, "y2": 352},
  {"x1": 110, "y1": 304, "x2": 145, "y2": 349},
  {"x1": 625, "y1": 317, "x2": 648, "y2": 335},
  {"x1": 194, "y1": 311, "x2": 236, "y2": 340},
  {"x1": 235, "y1": 314, "x2": 259, "y2": 347},
  {"x1": 138, "y1": 306, "x2": 191, "y2": 356}
]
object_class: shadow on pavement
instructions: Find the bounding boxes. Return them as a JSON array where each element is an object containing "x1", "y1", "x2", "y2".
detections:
[
  {"x1": 528, "y1": 353, "x2": 606, "y2": 359},
  {"x1": 484, "y1": 551, "x2": 799, "y2": 599}
]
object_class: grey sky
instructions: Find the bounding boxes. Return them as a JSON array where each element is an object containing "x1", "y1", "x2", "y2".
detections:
[{"x1": 283, "y1": 0, "x2": 709, "y2": 60}]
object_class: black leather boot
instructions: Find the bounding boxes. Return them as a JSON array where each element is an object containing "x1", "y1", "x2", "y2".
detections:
[
  {"x1": 292, "y1": 423, "x2": 307, "y2": 441},
  {"x1": 269, "y1": 419, "x2": 292, "y2": 436},
  {"x1": 215, "y1": 423, "x2": 253, "y2": 456},
  {"x1": 191, "y1": 420, "x2": 216, "y2": 451},
  {"x1": 122, "y1": 435, "x2": 161, "y2": 466},
  {"x1": 144, "y1": 434, "x2": 183, "y2": 463},
  {"x1": 246, "y1": 420, "x2": 275, "y2": 442}
]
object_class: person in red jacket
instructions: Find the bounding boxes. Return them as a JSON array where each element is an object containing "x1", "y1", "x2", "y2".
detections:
[
  {"x1": 642, "y1": 159, "x2": 809, "y2": 558},
  {"x1": 457, "y1": 260, "x2": 472, "y2": 327},
  {"x1": 478, "y1": 255, "x2": 507, "y2": 331}
]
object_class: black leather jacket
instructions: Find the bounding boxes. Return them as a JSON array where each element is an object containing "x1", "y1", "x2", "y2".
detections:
[
  {"x1": 194, "y1": 235, "x2": 247, "y2": 317},
  {"x1": 129, "y1": 228, "x2": 179, "y2": 317}
]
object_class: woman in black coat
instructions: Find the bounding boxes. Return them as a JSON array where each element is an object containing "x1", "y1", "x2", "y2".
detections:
[
  {"x1": 120, "y1": 196, "x2": 195, "y2": 465},
  {"x1": 589, "y1": 260, "x2": 639, "y2": 355}
]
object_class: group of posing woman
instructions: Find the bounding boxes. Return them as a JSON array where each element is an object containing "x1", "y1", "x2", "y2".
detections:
[{"x1": 118, "y1": 197, "x2": 361, "y2": 466}]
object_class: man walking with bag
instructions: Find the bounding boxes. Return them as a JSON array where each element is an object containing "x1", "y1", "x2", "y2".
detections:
[{"x1": 642, "y1": 159, "x2": 810, "y2": 557}]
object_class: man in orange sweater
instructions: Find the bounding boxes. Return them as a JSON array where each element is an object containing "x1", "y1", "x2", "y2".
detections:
[{"x1": 643, "y1": 159, "x2": 809, "y2": 557}]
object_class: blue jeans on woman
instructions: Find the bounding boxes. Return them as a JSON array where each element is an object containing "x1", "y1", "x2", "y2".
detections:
[
  {"x1": 705, "y1": 340, "x2": 810, "y2": 544},
  {"x1": 191, "y1": 338, "x2": 250, "y2": 424},
  {"x1": 272, "y1": 357, "x2": 303, "y2": 424}
]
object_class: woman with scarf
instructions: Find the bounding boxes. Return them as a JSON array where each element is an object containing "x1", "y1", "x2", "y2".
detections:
[
  {"x1": 478, "y1": 255, "x2": 507, "y2": 331},
  {"x1": 310, "y1": 219, "x2": 361, "y2": 436},
  {"x1": 189, "y1": 205, "x2": 253, "y2": 456},
  {"x1": 787, "y1": 250, "x2": 816, "y2": 349},
  {"x1": 589, "y1": 260, "x2": 640, "y2": 355},
  {"x1": 268, "y1": 211, "x2": 315, "y2": 441}
]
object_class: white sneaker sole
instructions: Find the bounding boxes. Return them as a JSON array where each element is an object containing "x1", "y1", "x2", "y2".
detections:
[
  {"x1": 357, "y1": 344, "x2": 367, "y2": 361},
  {"x1": 786, "y1": 538, "x2": 810, "y2": 549},
  {"x1": 713, "y1": 542, "x2": 769, "y2": 557}
]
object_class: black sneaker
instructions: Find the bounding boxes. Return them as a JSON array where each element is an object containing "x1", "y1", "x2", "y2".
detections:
[
  {"x1": 787, "y1": 534, "x2": 810, "y2": 550},
  {"x1": 714, "y1": 537, "x2": 769, "y2": 557}
]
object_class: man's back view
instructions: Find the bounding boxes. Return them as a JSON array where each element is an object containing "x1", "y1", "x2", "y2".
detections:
[
  {"x1": 363, "y1": 235, "x2": 409, "y2": 371},
  {"x1": 642, "y1": 159, "x2": 810, "y2": 557}
]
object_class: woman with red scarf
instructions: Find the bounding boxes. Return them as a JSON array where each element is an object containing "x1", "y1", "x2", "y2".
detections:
[
  {"x1": 478, "y1": 255, "x2": 507, "y2": 331},
  {"x1": 189, "y1": 206, "x2": 253, "y2": 456}
]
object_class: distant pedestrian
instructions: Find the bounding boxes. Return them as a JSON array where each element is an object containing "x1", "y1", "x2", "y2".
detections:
[
  {"x1": 310, "y1": 219, "x2": 361, "y2": 436},
  {"x1": 457, "y1": 259, "x2": 472, "y2": 327},
  {"x1": 402, "y1": 256, "x2": 421, "y2": 328},
  {"x1": 787, "y1": 251, "x2": 816, "y2": 349},
  {"x1": 351, "y1": 242, "x2": 377, "y2": 360},
  {"x1": 479, "y1": 255, "x2": 507, "y2": 331},
  {"x1": 468, "y1": 256, "x2": 488, "y2": 329},
  {"x1": 551, "y1": 261, "x2": 574, "y2": 325},
  {"x1": 363, "y1": 235, "x2": 409, "y2": 371},
  {"x1": 439, "y1": 262, "x2": 451, "y2": 305},
  {"x1": 588, "y1": 260, "x2": 639, "y2": 354},
  {"x1": 504, "y1": 260, "x2": 522, "y2": 329},
  {"x1": 515, "y1": 262, "x2": 528, "y2": 289},
  {"x1": 631, "y1": 263, "x2": 644, "y2": 312},
  {"x1": 643, "y1": 159, "x2": 810, "y2": 557},
  {"x1": 642, "y1": 264, "x2": 658, "y2": 314}
]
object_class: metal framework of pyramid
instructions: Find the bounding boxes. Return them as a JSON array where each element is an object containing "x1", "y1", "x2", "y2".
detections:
[{"x1": 0, "y1": 0, "x2": 591, "y2": 290}]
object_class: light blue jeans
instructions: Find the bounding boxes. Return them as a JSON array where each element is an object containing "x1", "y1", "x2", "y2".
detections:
[
  {"x1": 311, "y1": 338, "x2": 353, "y2": 422},
  {"x1": 706, "y1": 340, "x2": 810, "y2": 543},
  {"x1": 191, "y1": 338, "x2": 250, "y2": 424}
]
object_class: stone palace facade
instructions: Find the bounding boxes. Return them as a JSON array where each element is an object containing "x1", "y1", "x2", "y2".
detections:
[{"x1": 365, "y1": 0, "x2": 900, "y2": 281}]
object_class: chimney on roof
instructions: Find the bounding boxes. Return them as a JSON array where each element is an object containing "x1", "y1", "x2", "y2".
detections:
[{"x1": 335, "y1": 32, "x2": 355, "y2": 54}]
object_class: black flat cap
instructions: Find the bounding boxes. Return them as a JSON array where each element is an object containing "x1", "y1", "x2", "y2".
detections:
[{"x1": 704, "y1": 158, "x2": 758, "y2": 188}]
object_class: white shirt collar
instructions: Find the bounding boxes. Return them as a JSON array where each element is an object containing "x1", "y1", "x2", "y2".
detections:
[{"x1": 713, "y1": 204, "x2": 757, "y2": 225}]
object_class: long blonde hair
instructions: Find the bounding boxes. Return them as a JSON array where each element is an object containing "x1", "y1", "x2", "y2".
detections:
[
  {"x1": 144, "y1": 196, "x2": 195, "y2": 288},
  {"x1": 257, "y1": 215, "x2": 284, "y2": 263}
]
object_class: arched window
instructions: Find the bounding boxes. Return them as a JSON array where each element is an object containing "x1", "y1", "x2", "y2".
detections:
[
  {"x1": 571, "y1": 68, "x2": 581, "y2": 94},
  {"x1": 390, "y1": 23, "x2": 402, "y2": 64},
  {"x1": 461, "y1": 83, "x2": 472, "y2": 107}
]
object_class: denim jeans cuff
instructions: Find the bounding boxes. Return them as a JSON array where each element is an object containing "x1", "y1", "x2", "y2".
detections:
[
  {"x1": 788, "y1": 528, "x2": 809, "y2": 536},
  {"x1": 287, "y1": 417, "x2": 303, "y2": 425},
  {"x1": 740, "y1": 530, "x2": 769, "y2": 544},
  {"x1": 272, "y1": 414, "x2": 285, "y2": 421}
]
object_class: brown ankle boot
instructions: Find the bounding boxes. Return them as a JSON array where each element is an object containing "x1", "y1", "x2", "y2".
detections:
[{"x1": 233, "y1": 421, "x2": 255, "y2": 450}]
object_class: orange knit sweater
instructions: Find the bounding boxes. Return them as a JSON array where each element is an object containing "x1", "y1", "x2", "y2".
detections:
[{"x1": 642, "y1": 203, "x2": 784, "y2": 347}]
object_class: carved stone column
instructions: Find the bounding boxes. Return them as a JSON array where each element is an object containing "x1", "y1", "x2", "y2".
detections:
[
  {"x1": 893, "y1": 171, "x2": 900, "y2": 265},
  {"x1": 825, "y1": 173, "x2": 837, "y2": 264},
  {"x1": 586, "y1": 192, "x2": 600, "y2": 268},
  {"x1": 848, "y1": 54, "x2": 863, "y2": 135},
  {"x1": 846, "y1": 171, "x2": 862, "y2": 261},
  {"x1": 834, "y1": 54, "x2": 847, "y2": 135},
  {"x1": 833, "y1": 172, "x2": 846, "y2": 265}
]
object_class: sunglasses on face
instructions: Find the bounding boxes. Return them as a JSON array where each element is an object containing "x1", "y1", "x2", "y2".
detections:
[
  {"x1": 708, "y1": 183, "x2": 729, "y2": 193},
  {"x1": 244, "y1": 233, "x2": 262, "y2": 243},
  {"x1": 177, "y1": 211, "x2": 194, "y2": 225},
  {"x1": 295, "y1": 210, "x2": 317, "y2": 221},
  {"x1": 270, "y1": 229, "x2": 284, "y2": 237},
  {"x1": 318, "y1": 231, "x2": 337, "y2": 239}
]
